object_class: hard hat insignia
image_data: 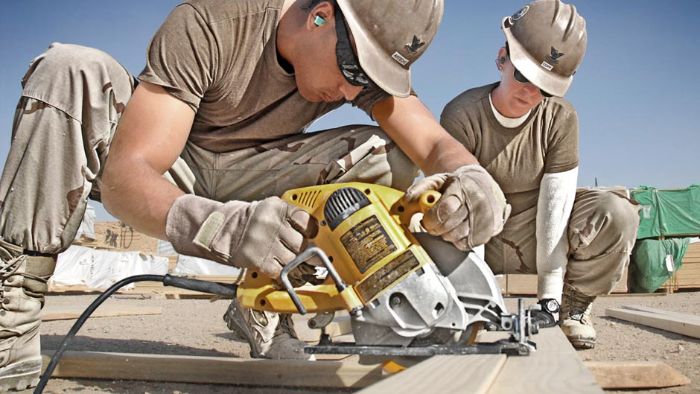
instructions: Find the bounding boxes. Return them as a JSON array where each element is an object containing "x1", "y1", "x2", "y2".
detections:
[
  {"x1": 545, "y1": 47, "x2": 565, "y2": 65},
  {"x1": 511, "y1": 6, "x2": 529, "y2": 22},
  {"x1": 405, "y1": 36, "x2": 425, "y2": 54}
]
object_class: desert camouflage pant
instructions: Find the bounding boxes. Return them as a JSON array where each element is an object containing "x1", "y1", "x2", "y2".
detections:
[
  {"x1": 485, "y1": 189, "x2": 640, "y2": 296},
  {"x1": 0, "y1": 43, "x2": 417, "y2": 255}
]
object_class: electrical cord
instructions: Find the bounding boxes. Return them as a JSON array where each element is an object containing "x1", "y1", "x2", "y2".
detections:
[{"x1": 34, "y1": 274, "x2": 237, "y2": 393}]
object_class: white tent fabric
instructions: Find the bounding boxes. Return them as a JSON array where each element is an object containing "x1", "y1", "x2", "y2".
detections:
[
  {"x1": 51, "y1": 245, "x2": 169, "y2": 290},
  {"x1": 156, "y1": 239, "x2": 178, "y2": 256},
  {"x1": 172, "y1": 255, "x2": 241, "y2": 277},
  {"x1": 74, "y1": 204, "x2": 96, "y2": 240}
]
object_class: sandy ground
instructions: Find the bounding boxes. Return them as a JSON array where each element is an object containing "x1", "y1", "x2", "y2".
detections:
[{"x1": 23, "y1": 291, "x2": 700, "y2": 394}]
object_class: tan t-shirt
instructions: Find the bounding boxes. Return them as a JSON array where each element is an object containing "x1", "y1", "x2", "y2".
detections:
[
  {"x1": 441, "y1": 83, "x2": 579, "y2": 215},
  {"x1": 139, "y1": 0, "x2": 389, "y2": 152}
]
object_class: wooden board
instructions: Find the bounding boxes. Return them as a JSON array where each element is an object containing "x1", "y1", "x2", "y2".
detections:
[
  {"x1": 358, "y1": 355, "x2": 506, "y2": 394},
  {"x1": 484, "y1": 327, "x2": 603, "y2": 394},
  {"x1": 663, "y1": 242, "x2": 700, "y2": 291},
  {"x1": 40, "y1": 351, "x2": 383, "y2": 389},
  {"x1": 497, "y1": 273, "x2": 627, "y2": 296},
  {"x1": 606, "y1": 306, "x2": 700, "y2": 338},
  {"x1": 42, "y1": 305, "x2": 162, "y2": 321},
  {"x1": 584, "y1": 361, "x2": 690, "y2": 389}
]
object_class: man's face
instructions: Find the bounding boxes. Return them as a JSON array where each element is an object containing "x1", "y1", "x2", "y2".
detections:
[
  {"x1": 294, "y1": 5, "x2": 365, "y2": 103},
  {"x1": 499, "y1": 55, "x2": 546, "y2": 112}
]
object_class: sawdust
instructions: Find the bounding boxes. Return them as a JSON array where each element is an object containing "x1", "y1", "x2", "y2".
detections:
[{"x1": 26, "y1": 291, "x2": 700, "y2": 393}]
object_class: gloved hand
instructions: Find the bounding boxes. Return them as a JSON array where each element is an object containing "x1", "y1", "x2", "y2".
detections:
[
  {"x1": 165, "y1": 194, "x2": 318, "y2": 279},
  {"x1": 405, "y1": 164, "x2": 511, "y2": 250}
]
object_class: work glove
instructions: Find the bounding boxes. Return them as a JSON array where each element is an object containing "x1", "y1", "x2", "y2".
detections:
[
  {"x1": 166, "y1": 195, "x2": 318, "y2": 280},
  {"x1": 405, "y1": 164, "x2": 511, "y2": 250}
]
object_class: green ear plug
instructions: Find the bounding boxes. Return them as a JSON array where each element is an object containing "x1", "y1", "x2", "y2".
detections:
[{"x1": 314, "y1": 15, "x2": 326, "y2": 26}]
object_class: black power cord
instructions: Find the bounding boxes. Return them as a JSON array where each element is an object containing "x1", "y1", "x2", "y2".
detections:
[{"x1": 34, "y1": 274, "x2": 237, "y2": 393}]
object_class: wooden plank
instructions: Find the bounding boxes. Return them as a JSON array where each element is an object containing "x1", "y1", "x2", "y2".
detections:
[
  {"x1": 358, "y1": 355, "x2": 506, "y2": 394},
  {"x1": 619, "y1": 305, "x2": 700, "y2": 324},
  {"x1": 48, "y1": 284, "x2": 101, "y2": 294},
  {"x1": 42, "y1": 305, "x2": 162, "y2": 321},
  {"x1": 500, "y1": 273, "x2": 627, "y2": 295},
  {"x1": 504, "y1": 274, "x2": 537, "y2": 295},
  {"x1": 606, "y1": 307, "x2": 700, "y2": 338},
  {"x1": 41, "y1": 351, "x2": 383, "y2": 388},
  {"x1": 600, "y1": 292, "x2": 666, "y2": 298},
  {"x1": 486, "y1": 327, "x2": 603, "y2": 394},
  {"x1": 675, "y1": 270, "x2": 700, "y2": 278},
  {"x1": 584, "y1": 361, "x2": 690, "y2": 389}
]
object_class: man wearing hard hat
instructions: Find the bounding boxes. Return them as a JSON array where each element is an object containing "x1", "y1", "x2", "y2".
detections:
[{"x1": 0, "y1": 1, "x2": 515, "y2": 388}]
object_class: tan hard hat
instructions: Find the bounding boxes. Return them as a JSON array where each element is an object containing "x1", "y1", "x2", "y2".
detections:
[
  {"x1": 337, "y1": 0, "x2": 444, "y2": 97},
  {"x1": 502, "y1": 0, "x2": 587, "y2": 97}
]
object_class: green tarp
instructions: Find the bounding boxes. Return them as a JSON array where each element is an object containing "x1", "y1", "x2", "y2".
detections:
[
  {"x1": 631, "y1": 185, "x2": 700, "y2": 239},
  {"x1": 630, "y1": 238, "x2": 689, "y2": 293}
]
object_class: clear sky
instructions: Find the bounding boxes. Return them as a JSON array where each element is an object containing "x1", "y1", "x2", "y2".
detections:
[{"x1": 1, "y1": 1, "x2": 698, "y2": 221}]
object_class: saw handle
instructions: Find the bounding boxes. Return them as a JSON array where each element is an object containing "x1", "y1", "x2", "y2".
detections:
[
  {"x1": 417, "y1": 190, "x2": 441, "y2": 211},
  {"x1": 280, "y1": 246, "x2": 348, "y2": 315},
  {"x1": 396, "y1": 190, "x2": 441, "y2": 225}
]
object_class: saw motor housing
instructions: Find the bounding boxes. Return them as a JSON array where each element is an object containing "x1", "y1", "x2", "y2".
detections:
[{"x1": 236, "y1": 183, "x2": 466, "y2": 333}]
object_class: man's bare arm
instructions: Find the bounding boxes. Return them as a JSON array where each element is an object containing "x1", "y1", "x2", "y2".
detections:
[
  {"x1": 101, "y1": 82, "x2": 194, "y2": 239},
  {"x1": 372, "y1": 95, "x2": 478, "y2": 175}
]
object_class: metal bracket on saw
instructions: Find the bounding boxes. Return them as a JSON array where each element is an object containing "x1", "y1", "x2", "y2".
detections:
[
  {"x1": 305, "y1": 298, "x2": 539, "y2": 357},
  {"x1": 306, "y1": 340, "x2": 531, "y2": 357}
]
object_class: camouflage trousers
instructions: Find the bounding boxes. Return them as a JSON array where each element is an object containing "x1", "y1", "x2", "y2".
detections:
[
  {"x1": 485, "y1": 189, "x2": 640, "y2": 296},
  {"x1": 0, "y1": 43, "x2": 417, "y2": 255}
]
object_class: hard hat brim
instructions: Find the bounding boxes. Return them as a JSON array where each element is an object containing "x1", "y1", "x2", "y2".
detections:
[
  {"x1": 338, "y1": 0, "x2": 412, "y2": 98},
  {"x1": 502, "y1": 17, "x2": 572, "y2": 97}
]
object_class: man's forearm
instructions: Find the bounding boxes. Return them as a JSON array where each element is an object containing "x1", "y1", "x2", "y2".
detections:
[
  {"x1": 101, "y1": 159, "x2": 184, "y2": 240},
  {"x1": 421, "y1": 134, "x2": 478, "y2": 175},
  {"x1": 373, "y1": 96, "x2": 478, "y2": 175},
  {"x1": 100, "y1": 82, "x2": 195, "y2": 240}
]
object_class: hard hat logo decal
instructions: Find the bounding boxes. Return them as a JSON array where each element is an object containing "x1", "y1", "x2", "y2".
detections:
[
  {"x1": 545, "y1": 47, "x2": 565, "y2": 65},
  {"x1": 510, "y1": 6, "x2": 529, "y2": 22},
  {"x1": 542, "y1": 47, "x2": 565, "y2": 71},
  {"x1": 405, "y1": 36, "x2": 425, "y2": 54},
  {"x1": 392, "y1": 52, "x2": 410, "y2": 66}
]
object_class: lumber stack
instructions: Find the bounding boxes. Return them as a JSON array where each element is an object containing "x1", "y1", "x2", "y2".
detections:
[{"x1": 662, "y1": 241, "x2": 700, "y2": 292}]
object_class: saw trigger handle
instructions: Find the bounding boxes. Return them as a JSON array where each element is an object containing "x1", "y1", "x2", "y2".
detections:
[
  {"x1": 280, "y1": 246, "x2": 349, "y2": 315},
  {"x1": 395, "y1": 190, "x2": 441, "y2": 225},
  {"x1": 418, "y1": 190, "x2": 440, "y2": 212}
]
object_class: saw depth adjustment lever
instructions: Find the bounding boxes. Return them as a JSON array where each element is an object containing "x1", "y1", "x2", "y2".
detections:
[
  {"x1": 529, "y1": 298, "x2": 560, "y2": 329},
  {"x1": 280, "y1": 246, "x2": 362, "y2": 316}
]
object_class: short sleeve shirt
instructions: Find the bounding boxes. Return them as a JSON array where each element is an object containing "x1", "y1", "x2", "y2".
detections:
[
  {"x1": 440, "y1": 83, "x2": 579, "y2": 215},
  {"x1": 139, "y1": 0, "x2": 389, "y2": 152}
]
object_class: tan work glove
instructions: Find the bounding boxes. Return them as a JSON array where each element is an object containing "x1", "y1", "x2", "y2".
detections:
[
  {"x1": 165, "y1": 195, "x2": 318, "y2": 280},
  {"x1": 405, "y1": 164, "x2": 511, "y2": 250}
]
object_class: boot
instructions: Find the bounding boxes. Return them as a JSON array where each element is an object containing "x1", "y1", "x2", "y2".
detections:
[
  {"x1": 0, "y1": 240, "x2": 55, "y2": 391},
  {"x1": 559, "y1": 283, "x2": 597, "y2": 349},
  {"x1": 223, "y1": 298, "x2": 312, "y2": 360}
]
